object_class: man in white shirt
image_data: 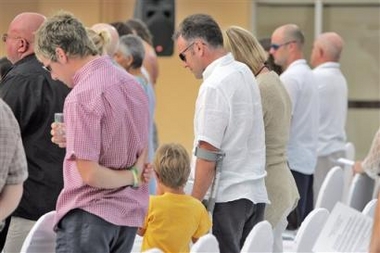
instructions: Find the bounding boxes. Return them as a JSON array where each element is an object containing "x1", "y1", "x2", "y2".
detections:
[
  {"x1": 173, "y1": 14, "x2": 268, "y2": 253},
  {"x1": 310, "y1": 32, "x2": 348, "y2": 202},
  {"x1": 270, "y1": 24, "x2": 319, "y2": 229}
]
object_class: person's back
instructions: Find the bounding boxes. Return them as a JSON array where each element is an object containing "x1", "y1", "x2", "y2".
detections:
[
  {"x1": 271, "y1": 24, "x2": 319, "y2": 227},
  {"x1": 224, "y1": 25, "x2": 299, "y2": 252},
  {"x1": 173, "y1": 14, "x2": 268, "y2": 253},
  {"x1": 126, "y1": 18, "x2": 159, "y2": 85},
  {"x1": 35, "y1": 11, "x2": 150, "y2": 253},
  {"x1": 0, "y1": 12, "x2": 70, "y2": 253},
  {"x1": 279, "y1": 64, "x2": 318, "y2": 173},
  {"x1": 1, "y1": 59, "x2": 69, "y2": 217},
  {"x1": 0, "y1": 98, "x2": 27, "y2": 227},
  {"x1": 314, "y1": 66, "x2": 346, "y2": 154},
  {"x1": 114, "y1": 34, "x2": 157, "y2": 195},
  {"x1": 310, "y1": 32, "x2": 348, "y2": 200},
  {"x1": 139, "y1": 143, "x2": 211, "y2": 252}
]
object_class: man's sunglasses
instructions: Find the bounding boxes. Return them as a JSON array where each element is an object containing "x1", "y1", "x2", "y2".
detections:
[
  {"x1": 270, "y1": 40, "x2": 296, "y2": 50},
  {"x1": 179, "y1": 42, "x2": 195, "y2": 62}
]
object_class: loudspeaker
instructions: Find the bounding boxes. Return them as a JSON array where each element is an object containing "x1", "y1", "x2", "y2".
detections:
[{"x1": 134, "y1": 0, "x2": 175, "y2": 56}]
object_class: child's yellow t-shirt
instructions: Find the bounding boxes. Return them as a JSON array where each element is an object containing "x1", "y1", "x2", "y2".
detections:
[{"x1": 141, "y1": 192, "x2": 212, "y2": 253}]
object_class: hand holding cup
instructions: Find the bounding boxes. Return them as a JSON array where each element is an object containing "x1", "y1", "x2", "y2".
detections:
[{"x1": 51, "y1": 113, "x2": 66, "y2": 148}]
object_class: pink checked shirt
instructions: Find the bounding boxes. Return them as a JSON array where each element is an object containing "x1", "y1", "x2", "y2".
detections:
[{"x1": 55, "y1": 56, "x2": 149, "y2": 227}]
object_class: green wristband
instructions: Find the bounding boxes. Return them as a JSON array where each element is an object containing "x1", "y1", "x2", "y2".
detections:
[{"x1": 131, "y1": 166, "x2": 139, "y2": 188}]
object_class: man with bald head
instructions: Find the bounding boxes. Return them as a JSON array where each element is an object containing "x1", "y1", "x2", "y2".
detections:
[
  {"x1": 270, "y1": 24, "x2": 319, "y2": 229},
  {"x1": 0, "y1": 12, "x2": 70, "y2": 252},
  {"x1": 311, "y1": 32, "x2": 348, "y2": 202}
]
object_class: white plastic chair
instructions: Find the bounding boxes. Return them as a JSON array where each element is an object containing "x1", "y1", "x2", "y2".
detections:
[
  {"x1": 20, "y1": 211, "x2": 56, "y2": 253},
  {"x1": 190, "y1": 233, "x2": 219, "y2": 252},
  {"x1": 142, "y1": 248, "x2": 164, "y2": 253},
  {"x1": 341, "y1": 142, "x2": 356, "y2": 202},
  {"x1": 344, "y1": 142, "x2": 355, "y2": 161},
  {"x1": 336, "y1": 157, "x2": 355, "y2": 203},
  {"x1": 241, "y1": 220, "x2": 273, "y2": 253},
  {"x1": 315, "y1": 166, "x2": 344, "y2": 212},
  {"x1": 283, "y1": 208, "x2": 330, "y2": 252},
  {"x1": 131, "y1": 234, "x2": 143, "y2": 253},
  {"x1": 346, "y1": 173, "x2": 375, "y2": 211},
  {"x1": 362, "y1": 198, "x2": 378, "y2": 218}
]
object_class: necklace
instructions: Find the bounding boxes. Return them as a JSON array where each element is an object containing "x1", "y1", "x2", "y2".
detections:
[{"x1": 255, "y1": 65, "x2": 267, "y2": 76}]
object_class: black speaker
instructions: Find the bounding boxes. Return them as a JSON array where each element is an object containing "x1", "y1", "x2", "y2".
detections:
[{"x1": 134, "y1": 0, "x2": 175, "y2": 56}]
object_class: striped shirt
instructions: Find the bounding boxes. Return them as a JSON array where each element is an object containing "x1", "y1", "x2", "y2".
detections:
[{"x1": 55, "y1": 56, "x2": 149, "y2": 227}]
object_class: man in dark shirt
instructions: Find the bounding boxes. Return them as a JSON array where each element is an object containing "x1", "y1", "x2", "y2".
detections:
[{"x1": 0, "y1": 12, "x2": 70, "y2": 253}]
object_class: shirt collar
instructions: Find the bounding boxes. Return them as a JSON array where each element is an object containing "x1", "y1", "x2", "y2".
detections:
[
  {"x1": 314, "y1": 62, "x2": 340, "y2": 70},
  {"x1": 202, "y1": 53, "x2": 234, "y2": 80},
  {"x1": 287, "y1": 59, "x2": 307, "y2": 69}
]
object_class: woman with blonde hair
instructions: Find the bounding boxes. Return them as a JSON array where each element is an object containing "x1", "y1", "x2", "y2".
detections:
[
  {"x1": 224, "y1": 26, "x2": 300, "y2": 252},
  {"x1": 86, "y1": 27, "x2": 111, "y2": 56}
]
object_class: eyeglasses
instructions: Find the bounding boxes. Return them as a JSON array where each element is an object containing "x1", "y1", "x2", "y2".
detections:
[
  {"x1": 179, "y1": 42, "x2": 195, "y2": 62},
  {"x1": 42, "y1": 64, "x2": 52, "y2": 73},
  {"x1": 270, "y1": 40, "x2": 297, "y2": 50}
]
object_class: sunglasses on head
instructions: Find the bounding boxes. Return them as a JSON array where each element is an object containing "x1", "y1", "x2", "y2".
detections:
[{"x1": 270, "y1": 40, "x2": 296, "y2": 50}]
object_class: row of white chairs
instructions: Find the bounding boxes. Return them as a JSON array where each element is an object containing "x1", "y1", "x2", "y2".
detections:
[
  {"x1": 316, "y1": 141, "x2": 377, "y2": 213},
  {"x1": 20, "y1": 142, "x2": 377, "y2": 253},
  {"x1": 191, "y1": 197, "x2": 378, "y2": 253},
  {"x1": 20, "y1": 198, "x2": 377, "y2": 253}
]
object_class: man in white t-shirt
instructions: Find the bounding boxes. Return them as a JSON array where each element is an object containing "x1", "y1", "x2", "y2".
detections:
[
  {"x1": 310, "y1": 32, "x2": 348, "y2": 202},
  {"x1": 270, "y1": 24, "x2": 319, "y2": 229},
  {"x1": 173, "y1": 14, "x2": 268, "y2": 253}
]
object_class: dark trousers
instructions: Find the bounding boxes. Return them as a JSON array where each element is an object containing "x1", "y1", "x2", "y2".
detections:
[
  {"x1": 212, "y1": 199, "x2": 265, "y2": 253},
  {"x1": 287, "y1": 170, "x2": 314, "y2": 229},
  {"x1": 56, "y1": 209, "x2": 137, "y2": 253}
]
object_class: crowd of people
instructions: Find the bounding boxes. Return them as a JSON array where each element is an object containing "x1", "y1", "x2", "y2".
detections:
[{"x1": 0, "y1": 9, "x2": 378, "y2": 253}]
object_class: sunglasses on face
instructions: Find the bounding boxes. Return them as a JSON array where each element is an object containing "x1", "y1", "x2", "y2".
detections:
[
  {"x1": 179, "y1": 41, "x2": 195, "y2": 62},
  {"x1": 270, "y1": 40, "x2": 296, "y2": 50}
]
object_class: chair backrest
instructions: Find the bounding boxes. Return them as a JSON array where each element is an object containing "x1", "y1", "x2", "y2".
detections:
[
  {"x1": 346, "y1": 173, "x2": 375, "y2": 211},
  {"x1": 142, "y1": 248, "x2": 164, "y2": 253},
  {"x1": 20, "y1": 211, "x2": 56, "y2": 253},
  {"x1": 190, "y1": 233, "x2": 219, "y2": 253},
  {"x1": 241, "y1": 220, "x2": 273, "y2": 253},
  {"x1": 344, "y1": 142, "x2": 355, "y2": 161},
  {"x1": 131, "y1": 234, "x2": 143, "y2": 252},
  {"x1": 362, "y1": 198, "x2": 378, "y2": 218},
  {"x1": 293, "y1": 208, "x2": 330, "y2": 252},
  {"x1": 315, "y1": 166, "x2": 344, "y2": 212}
]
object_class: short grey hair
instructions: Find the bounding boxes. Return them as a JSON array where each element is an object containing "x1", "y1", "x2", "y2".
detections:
[
  {"x1": 118, "y1": 34, "x2": 145, "y2": 69},
  {"x1": 173, "y1": 14, "x2": 224, "y2": 49}
]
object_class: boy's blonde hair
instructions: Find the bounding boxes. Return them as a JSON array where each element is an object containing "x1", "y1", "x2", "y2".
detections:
[{"x1": 153, "y1": 143, "x2": 190, "y2": 189}]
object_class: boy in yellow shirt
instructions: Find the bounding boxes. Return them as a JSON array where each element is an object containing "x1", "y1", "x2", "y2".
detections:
[{"x1": 138, "y1": 143, "x2": 211, "y2": 252}]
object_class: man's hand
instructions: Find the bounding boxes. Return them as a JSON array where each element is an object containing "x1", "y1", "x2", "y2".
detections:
[
  {"x1": 51, "y1": 122, "x2": 66, "y2": 148},
  {"x1": 141, "y1": 163, "x2": 153, "y2": 184}
]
